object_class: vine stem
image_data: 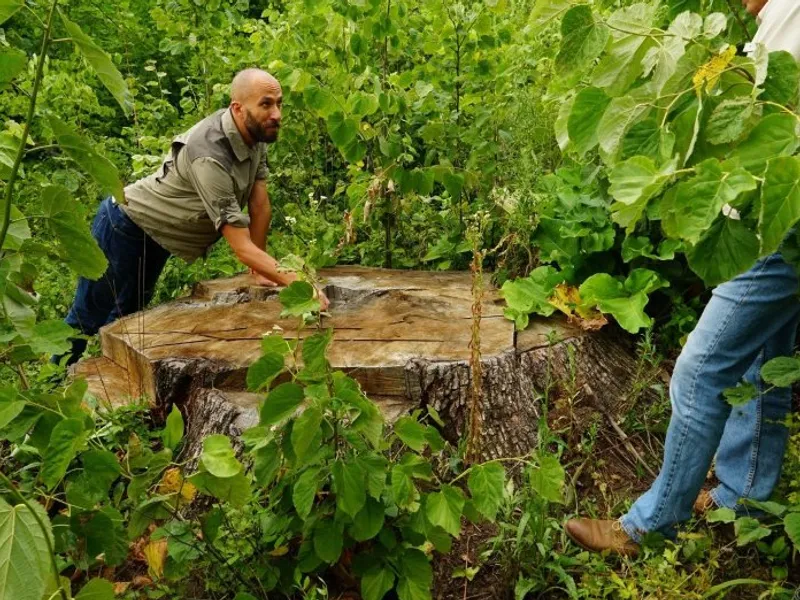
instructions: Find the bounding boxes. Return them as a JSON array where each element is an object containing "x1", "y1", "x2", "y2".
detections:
[
  {"x1": 0, "y1": 0, "x2": 59, "y2": 252},
  {"x1": 0, "y1": 471, "x2": 69, "y2": 600}
]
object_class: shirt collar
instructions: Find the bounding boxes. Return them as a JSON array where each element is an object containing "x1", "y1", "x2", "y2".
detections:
[{"x1": 222, "y1": 108, "x2": 253, "y2": 162}]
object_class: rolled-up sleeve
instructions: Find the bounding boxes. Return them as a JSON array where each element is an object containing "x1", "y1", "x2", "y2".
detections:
[
  {"x1": 255, "y1": 148, "x2": 268, "y2": 180},
  {"x1": 188, "y1": 157, "x2": 250, "y2": 230}
]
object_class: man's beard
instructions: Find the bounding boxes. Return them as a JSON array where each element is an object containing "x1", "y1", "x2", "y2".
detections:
[{"x1": 244, "y1": 109, "x2": 279, "y2": 143}]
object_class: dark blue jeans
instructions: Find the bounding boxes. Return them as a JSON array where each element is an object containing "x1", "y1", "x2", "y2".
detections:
[{"x1": 60, "y1": 198, "x2": 171, "y2": 365}]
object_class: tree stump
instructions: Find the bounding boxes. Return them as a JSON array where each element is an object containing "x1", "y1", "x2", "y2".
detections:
[{"x1": 75, "y1": 266, "x2": 661, "y2": 461}]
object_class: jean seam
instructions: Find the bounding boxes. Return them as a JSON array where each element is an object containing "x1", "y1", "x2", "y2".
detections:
[
  {"x1": 647, "y1": 258, "x2": 770, "y2": 529},
  {"x1": 741, "y1": 351, "x2": 764, "y2": 500}
]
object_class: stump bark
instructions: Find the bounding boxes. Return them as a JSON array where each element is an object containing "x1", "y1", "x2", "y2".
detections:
[{"x1": 75, "y1": 266, "x2": 661, "y2": 461}]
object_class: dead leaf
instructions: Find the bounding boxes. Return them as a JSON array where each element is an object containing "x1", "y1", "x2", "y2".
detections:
[{"x1": 143, "y1": 539, "x2": 167, "y2": 579}]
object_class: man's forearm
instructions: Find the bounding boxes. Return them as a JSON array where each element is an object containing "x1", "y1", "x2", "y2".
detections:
[
  {"x1": 237, "y1": 242, "x2": 295, "y2": 286},
  {"x1": 248, "y1": 184, "x2": 271, "y2": 251}
]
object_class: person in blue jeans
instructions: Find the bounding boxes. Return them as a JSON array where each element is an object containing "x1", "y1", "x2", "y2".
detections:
[{"x1": 565, "y1": 0, "x2": 800, "y2": 555}]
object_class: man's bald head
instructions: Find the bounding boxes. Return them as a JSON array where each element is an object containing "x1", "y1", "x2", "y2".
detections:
[{"x1": 229, "y1": 69, "x2": 283, "y2": 145}]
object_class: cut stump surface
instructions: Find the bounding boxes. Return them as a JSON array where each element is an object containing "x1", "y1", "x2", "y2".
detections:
[{"x1": 75, "y1": 266, "x2": 659, "y2": 461}]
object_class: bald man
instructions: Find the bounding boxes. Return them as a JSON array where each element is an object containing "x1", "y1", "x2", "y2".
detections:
[{"x1": 59, "y1": 69, "x2": 328, "y2": 366}]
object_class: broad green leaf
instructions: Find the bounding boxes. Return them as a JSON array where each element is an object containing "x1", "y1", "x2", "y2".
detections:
[
  {"x1": 759, "y1": 156, "x2": 800, "y2": 255},
  {"x1": 4, "y1": 205, "x2": 30, "y2": 251},
  {"x1": 327, "y1": 112, "x2": 358, "y2": 147},
  {"x1": 530, "y1": 0, "x2": 571, "y2": 25},
  {"x1": 500, "y1": 265, "x2": 562, "y2": 324},
  {"x1": 278, "y1": 281, "x2": 320, "y2": 317},
  {"x1": 293, "y1": 468, "x2": 322, "y2": 519},
  {"x1": 190, "y1": 470, "x2": 250, "y2": 508},
  {"x1": 426, "y1": 485, "x2": 465, "y2": 536},
  {"x1": 332, "y1": 459, "x2": 366, "y2": 517},
  {"x1": 706, "y1": 98, "x2": 755, "y2": 145},
  {"x1": 3, "y1": 282, "x2": 36, "y2": 338},
  {"x1": 608, "y1": 156, "x2": 676, "y2": 206},
  {"x1": 707, "y1": 507, "x2": 736, "y2": 523},
  {"x1": 663, "y1": 160, "x2": 757, "y2": 244},
  {"x1": 529, "y1": 455, "x2": 565, "y2": 503},
  {"x1": 299, "y1": 329, "x2": 332, "y2": 382},
  {"x1": 397, "y1": 549, "x2": 433, "y2": 600},
  {"x1": 723, "y1": 382, "x2": 758, "y2": 406},
  {"x1": 48, "y1": 119, "x2": 125, "y2": 204},
  {"x1": 597, "y1": 94, "x2": 649, "y2": 165},
  {"x1": 41, "y1": 418, "x2": 87, "y2": 489},
  {"x1": 351, "y1": 497, "x2": 385, "y2": 542},
  {"x1": 670, "y1": 98, "x2": 702, "y2": 166},
  {"x1": 314, "y1": 519, "x2": 343, "y2": 564},
  {"x1": 556, "y1": 6, "x2": 609, "y2": 75},
  {"x1": 703, "y1": 13, "x2": 727, "y2": 38},
  {"x1": 579, "y1": 274, "x2": 653, "y2": 333},
  {"x1": 27, "y1": 320, "x2": 73, "y2": 355},
  {"x1": 72, "y1": 449, "x2": 121, "y2": 506},
  {"x1": 0, "y1": 47, "x2": 25, "y2": 89},
  {"x1": 246, "y1": 353, "x2": 285, "y2": 391},
  {"x1": 292, "y1": 405, "x2": 323, "y2": 463},
  {"x1": 260, "y1": 382, "x2": 305, "y2": 426},
  {"x1": 361, "y1": 565, "x2": 395, "y2": 600},
  {"x1": 391, "y1": 465, "x2": 418, "y2": 509},
  {"x1": 357, "y1": 453, "x2": 388, "y2": 499},
  {"x1": 763, "y1": 51, "x2": 800, "y2": 105},
  {"x1": 784, "y1": 512, "x2": 800, "y2": 549},
  {"x1": 200, "y1": 434, "x2": 242, "y2": 478},
  {"x1": 761, "y1": 356, "x2": 800, "y2": 387},
  {"x1": 162, "y1": 405, "x2": 184, "y2": 451},
  {"x1": 253, "y1": 441, "x2": 281, "y2": 487},
  {"x1": 724, "y1": 113, "x2": 799, "y2": 175},
  {"x1": 0, "y1": 496, "x2": 52, "y2": 600},
  {"x1": 687, "y1": 216, "x2": 759, "y2": 286},
  {"x1": 41, "y1": 185, "x2": 107, "y2": 280},
  {"x1": 0, "y1": 0, "x2": 22, "y2": 26},
  {"x1": 393, "y1": 416, "x2": 427, "y2": 452},
  {"x1": 0, "y1": 387, "x2": 24, "y2": 429},
  {"x1": 621, "y1": 118, "x2": 666, "y2": 161},
  {"x1": 734, "y1": 517, "x2": 770, "y2": 546},
  {"x1": 75, "y1": 578, "x2": 114, "y2": 600},
  {"x1": 468, "y1": 463, "x2": 506, "y2": 521},
  {"x1": 744, "y1": 499, "x2": 786, "y2": 517},
  {"x1": 234, "y1": 594, "x2": 259, "y2": 600},
  {"x1": 60, "y1": 13, "x2": 132, "y2": 115},
  {"x1": 567, "y1": 87, "x2": 612, "y2": 155}
]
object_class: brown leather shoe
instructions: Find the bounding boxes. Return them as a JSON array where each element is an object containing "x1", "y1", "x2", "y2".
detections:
[
  {"x1": 693, "y1": 489, "x2": 716, "y2": 516},
  {"x1": 564, "y1": 518, "x2": 639, "y2": 557}
]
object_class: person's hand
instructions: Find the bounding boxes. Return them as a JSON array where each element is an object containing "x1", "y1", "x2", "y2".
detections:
[
  {"x1": 742, "y1": 0, "x2": 768, "y2": 17},
  {"x1": 249, "y1": 268, "x2": 278, "y2": 287},
  {"x1": 316, "y1": 288, "x2": 330, "y2": 312}
]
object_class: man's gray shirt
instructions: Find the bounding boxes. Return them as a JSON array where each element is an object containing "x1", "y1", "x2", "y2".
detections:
[{"x1": 122, "y1": 108, "x2": 267, "y2": 262}]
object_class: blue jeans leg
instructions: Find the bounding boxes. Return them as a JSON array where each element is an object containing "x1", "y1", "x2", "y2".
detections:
[
  {"x1": 60, "y1": 198, "x2": 170, "y2": 365},
  {"x1": 620, "y1": 253, "x2": 800, "y2": 541}
]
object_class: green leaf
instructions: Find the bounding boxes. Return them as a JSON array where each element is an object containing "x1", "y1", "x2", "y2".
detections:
[
  {"x1": 60, "y1": 13, "x2": 132, "y2": 115},
  {"x1": 233, "y1": 594, "x2": 259, "y2": 600},
  {"x1": 332, "y1": 459, "x2": 367, "y2": 518},
  {"x1": 162, "y1": 405, "x2": 184, "y2": 451},
  {"x1": 784, "y1": 512, "x2": 800, "y2": 549},
  {"x1": 391, "y1": 465, "x2": 418, "y2": 509},
  {"x1": 529, "y1": 455, "x2": 565, "y2": 503},
  {"x1": 246, "y1": 353, "x2": 285, "y2": 392},
  {"x1": 357, "y1": 453, "x2": 388, "y2": 499},
  {"x1": 567, "y1": 87, "x2": 612, "y2": 156},
  {"x1": 0, "y1": 47, "x2": 25, "y2": 89},
  {"x1": 426, "y1": 485, "x2": 465, "y2": 536},
  {"x1": 41, "y1": 418, "x2": 87, "y2": 490},
  {"x1": 597, "y1": 94, "x2": 649, "y2": 165},
  {"x1": 0, "y1": 387, "x2": 24, "y2": 429},
  {"x1": 278, "y1": 281, "x2": 320, "y2": 317},
  {"x1": 530, "y1": 0, "x2": 571, "y2": 25},
  {"x1": 724, "y1": 113, "x2": 799, "y2": 175},
  {"x1": 327, "y1": 112, "x2": 358, "y2": 147},
  {"x1": 723, "y1": 382, "x2": 758, "y2": 406},
  {"x1": 253, "y1": 441, "x2": 281, "y2": 487},
  {"x1": 260, "y1": 382, "x2": 305, "y2": 426},
  {"x1": 75, "y1": 577, "x2": 114, "y2": 600},
  {"x1": 292, "y1": 405, "x2": 323, "y2": 463},
  {"x1": 579, "y1": 274, "x2": 652, "y2": 333},
  {"x1": 48, "y1": 119, "x2": 124, "y2": 203},
  {"x1": 41, "y1": 185, "x2": 108, "y2": 280},
  {"x1": 707, "y1": 507, "x2": 736, "y2": 523},
  {"x1": 200, "y1": 435, "x2": 242, "y2": 478},
  {"x1": 759, "y1": 156, "x2": 800, "y2": 255},
  {"x1": 190, "y1": 470, "x2": 251, "y2": 508},
  {"x1": 361, "y1": 565, "x2": 395, "y2": 600},
  {"x1": 314, "y1": 519, "x2": 343, "y2": 564},
  {"x1": 556, "y1": 6, "x2": 609, "y2": 75},
  {"x1": 351, "y1": 497, "x2": 385, "y2": 542},
  {"x1": 393, "y1": 416, "x2": 428, "y2": 452},
  {"x1": 28, "y1": 320, "x2": 73, "y2": 355},
  {"x1": 734, "y1": 517, "x2": 770, "y2": 546},
  {"x1": 0, "y1": 0, "x2": 22, "y2": 26},
  {"x1": 299, "y1": 329, "x2": 332, "y2": 382},
  {"x1": 500, "y1": 266, "x2": 562, "y2": 324},
  {"x1": 761, "y1": 356, "x2": 800, "y2": 387},
  {"x1": 468, "y1": 463, "x2": 506, "y2": 521},
  {"x1": 687, "y1": 216, "x2": 759, "y2": 286},
  {"x1": 608, "y1": 156, "x2": 676, "y2": 206},
  {"x1": 706, "y1": 98, "x2": 755, "y2": 145},
  {"x1": 293, "y1": 468, "x2": 322, "y2": 520},
  {"x1": 397, "y1": 549, "x2": 433, "y2": 600},
  {"x1": 663, "y1": 160, "x2": 757, "y2": 244},
  {"x1": 763, "y1": 51, "x2": 800, "y2": 105},
  {"x1": 0, "y1": 496, "x2": 52, "y2": 600}
]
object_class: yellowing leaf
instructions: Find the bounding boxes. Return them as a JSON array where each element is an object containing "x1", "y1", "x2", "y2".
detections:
[
  {"x1": 547, "y1": 284, "x2": 608, "y2": 330},
  {"x1": 143, "y1": 539, "x2": 167, "y2": 579},
  {"x1": 692, "y1": 46, "x2": 736, "y2": 93},
  {"x1": 157, "y1": 468, "x2": 197, "y2": 507},
  {"x1": 268, "y1": 546, "x2": 289, "y2": 557}
]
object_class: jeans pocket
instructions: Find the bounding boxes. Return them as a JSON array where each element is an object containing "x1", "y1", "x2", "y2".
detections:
[{"x1": 107, "y1": 201, "x2": 144, "y2": 240}]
